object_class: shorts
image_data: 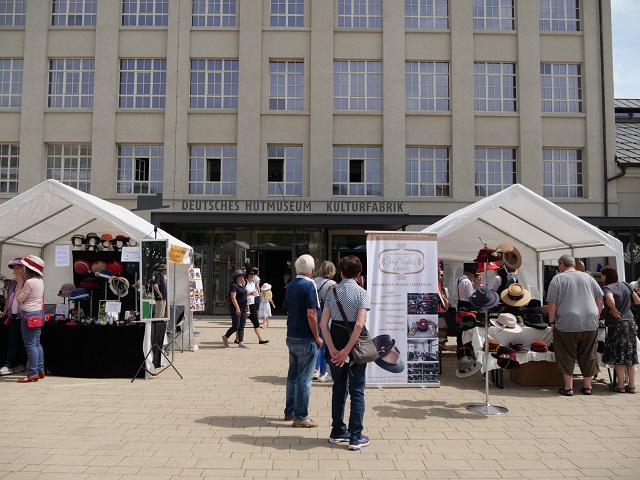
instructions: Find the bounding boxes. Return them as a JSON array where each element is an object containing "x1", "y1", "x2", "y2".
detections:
[{"x1": 553, "y1": 329, "x2": 599, "y2": 377}]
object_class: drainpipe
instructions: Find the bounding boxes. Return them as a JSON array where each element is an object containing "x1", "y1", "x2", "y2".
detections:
[{"x1": 598, "y1": 0, "x2": 610, "y2": 216}]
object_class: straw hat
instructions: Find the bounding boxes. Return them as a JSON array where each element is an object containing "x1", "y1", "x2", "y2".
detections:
[
  {"x1": 21, "y1": 255, "x2": 45, "y2": 276},
  {"x1": 500, "y1": 283, "x2": 532, "y2": 307}
]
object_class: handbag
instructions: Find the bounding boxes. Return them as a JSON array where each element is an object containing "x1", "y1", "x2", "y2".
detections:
[
  {"x1": 26, "y1": 316, "x2": 44, "y2": 329},
  {"x1": 623, "y1": 282, "x2": 640, "y2": 323},
  {"x1": 334, "y1": 289, "x2": 378, "y2": 364}
]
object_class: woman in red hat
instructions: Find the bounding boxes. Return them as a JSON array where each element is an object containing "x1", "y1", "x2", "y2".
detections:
[{"x1": 0, "y1": 258, "x2": 27, "y2": 376}]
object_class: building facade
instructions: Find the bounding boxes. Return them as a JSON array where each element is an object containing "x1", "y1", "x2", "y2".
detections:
[{"x1": 1, "y1": 0, "x2": 631, "y2": 314}]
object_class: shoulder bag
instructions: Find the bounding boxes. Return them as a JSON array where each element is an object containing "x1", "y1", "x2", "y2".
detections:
[
  {"x1": 334, "y1": 289, "x2": 377, "y2": 364},
  {"x1": 26, "y1": 294, "x2": 45, "y2": 329},
  {"x1": 623, "y1": 282, "x2": 640, "y2": 324}
]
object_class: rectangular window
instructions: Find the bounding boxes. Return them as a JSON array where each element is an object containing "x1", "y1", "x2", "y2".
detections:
[
  {"x1": 0, "y1": 144, "x2": 19, "y2": 193},
  {"x1": 333, "y1": 61, "x2": 382, "y2": 111},
  {"x1": 192, "y1": 0, "x2": 236, "y2": 27},
  {"x1": 473, "y1": 0, "x2": 514, "y2": 30},
  {"x1": 269, "y1": 61, "x2": 303, "y2": 111},
  {"x1": 542, "y1": 148, "x2": 583, "y2": 198},
  {"x1": 0, "y1": 0, "x2": 26, "y2": 27},
  {"x1": 539, "y1": 0, "x2": 579, "y2": 32},
  {"x1": 0, "y1": 58, "x2": 23, "y2": 108},
  {"x1": 122, "y1": 0, "x2": 168, "y2": 27},
  {"x1": 474, "y1": 62, "x2": 516, "y2": 112},
  {"x1": 405, "y1": 147, "x2": 449, "y2": 197},
  {"x1": 119, "y1": 58, "x2": 166, "y2": 109},
  {"x1": 52, "y1": 0, "x2": 97, "y2": 26},
  {"x1": 540, "y1": 63, "x2": 582, "y2": 113},
  {"x1": 190, "y1": 59, "x2": 239, "y2": 109},
  {"x1": 405, "y1": 61, "x2": 449, "y2": 111},
  {"x1": 404, "y1": 0, "x2": 449, "y2": 29},
  {"x1": 268, "y1": 145, "x2": 302, "y2": 196},
  {"x1": 48, "y1": 59, "x2": 95, "y2": 108},
  {"x1": 333, "y1": 146, "x2": 382, "y2": 196},
  {"x1": 117, "y1": 144, "x2": 164, "y2": 194},
  {"x1": 474, "y1": 147, "x2": 516, "y2": 197},
  {"x1": 337, "y1": 0, "x2": 382, "y2": 28},
  {"x1": 270, "y1": 0, "x2": 304, "y2": 27},
  {"x1": 46, "y1": 144, "x2": 91, "y2": 193},
  {"x1": 189, "y1": 145, "x2": 237, "y2": 195}
]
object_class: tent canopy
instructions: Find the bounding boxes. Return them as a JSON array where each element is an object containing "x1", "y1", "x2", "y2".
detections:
[
  {"x1": 0, "y1": 179, "x2": 191, "y2": 263},
  {"x1": 422, "y1": 184, "x2": 624, "y2": 299}
]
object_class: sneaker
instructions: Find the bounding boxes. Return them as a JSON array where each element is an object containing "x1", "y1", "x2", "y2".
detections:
[
  {"x1": 328, "y1": 431, "x2": 350, "y2": 444},
  {"x1": 0, "y1": 366, "x2": 13, "y2": 376},
  {"x1": 292, "y1": 418, "x2": 318, "y2": 428},
  {"x1": 318, "y1": 373, "x2": 331, "y2": 382},
  {"x1": 13, "y1": 365, "x2": 25, "y2": 373},
  {"x1": 312, "y1": 369, "x2": 320, "y2": 380},
  {"x1": 348, "y1": 435, "x2": 370, "y2": 451}
]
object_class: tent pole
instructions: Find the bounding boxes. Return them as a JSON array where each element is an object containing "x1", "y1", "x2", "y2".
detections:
[{"x1": 171, "y1": 262, "x2": 177, "y2": 363}]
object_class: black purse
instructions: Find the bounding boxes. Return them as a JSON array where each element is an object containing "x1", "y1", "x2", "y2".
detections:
[
  {"x1": 334, "y1": 289, "x2": 378, "y2": 364},
  {"x1": 623, "y1": 282, "x2": 640, "y2": 323}
]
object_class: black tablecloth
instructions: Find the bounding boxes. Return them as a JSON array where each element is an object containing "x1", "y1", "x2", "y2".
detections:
[{"x1": 41, "y1": 322, "x2": 165, "y2": 378}]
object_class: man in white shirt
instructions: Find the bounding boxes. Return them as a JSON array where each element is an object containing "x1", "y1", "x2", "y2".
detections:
[{"x1": 457, "y1": 264, "x2": 477, "y2": 312}]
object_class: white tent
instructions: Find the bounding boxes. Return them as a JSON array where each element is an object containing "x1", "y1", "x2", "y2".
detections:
[
  {"x1": 422, "y1": 184, "x2": 624, "y2": 300},
  {"x1": 0, "y1": 179, "x2": 194, "y2": 348}
]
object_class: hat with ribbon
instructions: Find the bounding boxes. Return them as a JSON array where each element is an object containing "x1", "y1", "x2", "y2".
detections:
[
  {"x1": 85, "y1": 232, "x2": 100, "y2": 245},
  {"x1": 491, "y1": 346, "x2": 521, "y2": 369},
  {"x1": 109, "y1": 276, "x2": 130, "y2": 297},
  {"x1": 115, "y1": 234, "x2": 129, "y2": 242},
  {"x1": 494, "y1": 243, "x2": 523, "y2": 270},
  {"x1": 80, "y1": 277, "x2": 100, "y2": 290},
  {"x1": 157, "y1": 264, "x2": 167, "y2": 271},
  {"x1": 73, "y1": 259, "x2": 91, "y2": 275},
  {"x1": 501, "y1": 283, "x2": 532, "y2": 307},
  {"x1": 495, "y1": 313, "x2": 523, "y2": 333},
  {"x1": 373, "y1": 335, "x2": 405, "y2": 373},
  {"x1": 524, "y1": 313, "x2": 549, "y2": 330},
  {"x1": 261, "y1": 283, "x2": 272, "y2": 291},
  {"x1": 469, "y1": 286, "x2": 500, "y2": 310},
  {"x1": 96, "y1": 269, "x2": 114, "y2": 280},
  {"x1": 101, "y1": 233, "x2": 113, "y2": 242},
  {"x1": 8, "y1": 257, "x2": 23, "y2": 269},
  {"x1": 455, "y1": 353, "x2": 482, "y2": 378},
  {"x1": 21, "y1": 255, "x2": 45, "y2": 276},
  {"x1": 69, "y1": 288, "x2": 90, "y2": 301},
  {"x1": 57, "y1": 283, "x2": 76, "y2": 297},
  {"x1": 70, "y1": 233, "x2": 85, "y2": 245}
]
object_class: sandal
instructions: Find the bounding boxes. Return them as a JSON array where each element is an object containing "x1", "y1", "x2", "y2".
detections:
[
  {"x1": 608, "y1": 384, "x2": 626, "y2": 393},
  {"x1": 625, "y1": 385, "x2": 636, "y2": 394},
  {"x1": 558, "y1": 387, "x2": 574, "y2": 396},
  {"x1": 580, "y1": 387, "x2": 593, "y2": 395}
]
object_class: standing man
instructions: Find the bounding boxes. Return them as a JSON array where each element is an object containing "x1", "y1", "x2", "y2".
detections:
[
  {"x1": 153, "y1": 264, "x2": 168, "y2": 318},
  {"x1": 283, "y1": 254, "x2": 324, "y2": 428},
  {"x1": 456, "y1": 264, "x2": 477, "y2": 312},
  {"x1": 547, "y1": 254, "x2": 604, "y2": 396}
]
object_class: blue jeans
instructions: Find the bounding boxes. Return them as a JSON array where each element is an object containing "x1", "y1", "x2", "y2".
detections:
[
  {"x1": 285, "y1": 337, "x2": 319, "y2": 420},
  {"x1": 20, "y1": 310, "x2": 44, "y2": 377},
  {"x1": 225, "y1": 307, "x2": 247, "y2": 342},
  {"x1": 328, "y1": 361, "x2": 367, "y2": 440},
  {"x1": 315, "y1": 331, "x2": 327, "y2": 375}
]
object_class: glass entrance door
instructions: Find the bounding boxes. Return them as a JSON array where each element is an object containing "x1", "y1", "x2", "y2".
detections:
[
  {"x1": 192, "y1": 246, "x2": 212, "y2": 315},
  {"x1": 248, "y1": 247, "x2": 294, "y2": 316}
]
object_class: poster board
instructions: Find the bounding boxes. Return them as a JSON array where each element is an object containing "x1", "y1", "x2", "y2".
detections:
[
  {"x1": 189, "y1": 267, "x2": 205, "y2": 311},
  {"x1": 366, "y1": 231, "x2": 439, "y2": 387}
]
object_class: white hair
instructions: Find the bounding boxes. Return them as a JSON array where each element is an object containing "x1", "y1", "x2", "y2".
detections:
[{"x1": 294, "y1": 254, "x2": 315, "y2": 276}]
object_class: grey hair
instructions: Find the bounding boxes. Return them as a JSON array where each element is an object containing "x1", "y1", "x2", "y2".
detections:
[
  {"x1": 316, "y1": 260, "x2": 336, "y2": 279},
  {"x1": 294, "y1": 254, "x2": 315, "y2": 275},
  {"x1": 558, "y1": 254, "x2": 576, "y2": 267}
]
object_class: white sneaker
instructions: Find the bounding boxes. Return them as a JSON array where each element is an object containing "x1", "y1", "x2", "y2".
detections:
[
  {"x1": 312, "y1": 369, "x2": 320, "y2": 380},
  {"x1": 319, "y1": 373, "x2": 331, "y2": 382},
  {"x1": 13, "y1": 365, "x2": 26, "y2": 373},
  {"x1": 0, "y1": 366, "x2": 13, "y2": 375}
]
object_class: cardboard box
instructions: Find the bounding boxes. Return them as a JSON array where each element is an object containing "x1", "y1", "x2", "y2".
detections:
[{"x1": 509, "y1": 361, "x2": 564, "y2": 386}]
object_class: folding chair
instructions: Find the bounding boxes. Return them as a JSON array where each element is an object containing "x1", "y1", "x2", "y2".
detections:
[{"x1": 165, "y1": 305, "x2": 186, "y2": 354}]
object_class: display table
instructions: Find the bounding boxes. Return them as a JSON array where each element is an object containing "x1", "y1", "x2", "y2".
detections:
[{"x1": 42, "y1": 321, "x2": 166, "y2": 378}]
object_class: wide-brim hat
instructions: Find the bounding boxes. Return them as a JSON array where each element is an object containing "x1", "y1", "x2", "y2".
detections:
[
  {"x1": 501, "y1": 283, "x2": 532, "y2": 307},
  {"x1": 70, "y1": 233, "x2": 85, "y2": 244},
  {"x1": 69, "y1": 288, "x2": 90, "y2": 300},
  {"x1": 494, "y1": 243, "x2": 523, "y2": 269},
  {"x1": 8, "y1": 257, "x2": 23, "y2": 269},
  {"x1": 261, "y1": 283, "x2": 272, "y2": 291},
  {"x1": 74, "y1": 259, "x2": 91, "y2": 275},
  {"x1": 491, "y1": 346, "x2": 520, "y2": 369},
  {"x1": 524, "y1": 313, "x2": 549, "y2": 330},
  {"x1": 115, "y1": 234, "x2": 129, "y2": 242},
  {"x1": 374, "y1": 354, "x2": 405, "y2": 374},
  {"x1": 80, "y1": 277, "x2": 100, "y2": 290},
  {"x1": 109, "y1": 276, "x2": 130, "y2": 297},
  {"x1": 495, "y1": 313, "x2": 523, "y2": 333},
  {"x1": 455, "y1": 356, "x2": 482, "y2": 378},
  {"x1": 233, "y1": 269, "x2": 245, "y2": 279},
  {"x1": 21, "y1": 255, "x2": 44, "y2": 275},
  {"x1": 373, "y1": 334, "x2": 396, "y2": 358},
  {"x1": 91, "y1": 261, "x2": 108, "y2": 274},
  {"x1": 469, "y1": 286, "x2": 500, "y2": 310},
  {"x1": 157, "y1": 264, "x2": 167, "y2": 271},
  {"x1": 57, "y1": 283, "x2": 76, "y2": 297},
  {"x1": 476, "y1": 261, "x2": 499, "y2": 273}
]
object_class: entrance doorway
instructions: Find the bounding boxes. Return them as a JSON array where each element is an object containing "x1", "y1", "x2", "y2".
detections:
[
  {"x1": 192, "y1": 246, "x2": 213, "y2": 315},
  {"x1": 249, "y1": 247, "x2": 294, "y2": 316},
  {"x1": 335, "y1": 249, "x2": 368, "y2": 287}
]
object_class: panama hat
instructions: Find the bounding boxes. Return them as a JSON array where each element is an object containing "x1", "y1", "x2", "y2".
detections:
[
  {"x1": 21, "y1": 255, "x2": 44, "y2": 275},
  {"x1": 495, "y1": 313, "x2": 523, "y2": 333},
  {"x1": 157, "y1": 264, "x2": 167, "y2": 271},
  {"x1": 501, "y1": 283, "x2": 532, "y2": 307},
  {"x1": 494, "y1": 243, "x2": 522, "y2": 270},
  {"x1": 469, "y1": 286, "x2": 500, "y2": 310},
  {"x1": 455, "y1": 354, "x2": 482, "y2": 378}
]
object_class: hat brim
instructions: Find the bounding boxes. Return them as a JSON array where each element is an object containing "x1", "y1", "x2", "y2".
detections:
[
  {"x1": 524, "y1": 321, "x2": 549, "y2": 330},
  {"x1": 375, "y1": 339, "x2": 396, "y2": 357},
  {"x1": 469, "y1": 294, "x2": 500, "y2": 310},
  {"x1": 494, "y1": 243, "x2": 523, "y2": 269},
  {"x1": 496, "y1": 322, "x2": 523, "y2": 334},
  {"x1": 455, "y1": 360, "x2": 482, "y2": 378},
  {"x1": 374, "y1": 357, "x2": 405, "y2": 373}
]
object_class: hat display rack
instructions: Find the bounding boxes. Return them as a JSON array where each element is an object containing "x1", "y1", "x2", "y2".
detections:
[{"x1": 466, "y1": 237, "x2": 509, "y2": 417}]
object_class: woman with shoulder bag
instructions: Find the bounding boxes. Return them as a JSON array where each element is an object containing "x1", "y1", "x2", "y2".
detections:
[
  {"x1": 320, "y1": 255, "x2": 371, "y2": 451},
  {"x1": 15, "y1": 255, "x2": 46, "y2": 383},
  {"x1": 601, "y1": 265, "x2": 640, "y2": 393}
]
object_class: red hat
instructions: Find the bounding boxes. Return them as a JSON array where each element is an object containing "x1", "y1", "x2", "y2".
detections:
[
  {"x1": 73, "y1": 259, "x2": 91, "y2": 275},
  {"x1": 101, "y1": 233, "x2": 113, "y2": 241},
  {"x1": 80, "y1": 277, "x2": 100, "y2": 290},
  {"x1": 21, "y1": 255, "x2": 45, "y2": 276},
  {"x1": 108, "y1": 260, "x2": 124, "y2": 276}
]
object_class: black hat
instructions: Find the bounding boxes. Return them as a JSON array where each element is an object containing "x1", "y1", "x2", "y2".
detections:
[
  {"x1": 463, "y1": 263, "x2": 478, "y2": 274},
  {"x1": 524, "y1": 313, "x2": 549, "y2": 330},
  {"x1": 469, "y1": 286, "x2": 500, "y2": 310}
]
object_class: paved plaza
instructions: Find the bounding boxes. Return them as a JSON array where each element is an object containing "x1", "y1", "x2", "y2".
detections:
[{"x1": 1, "y1": 316, "x2": 640, "y2": 479}]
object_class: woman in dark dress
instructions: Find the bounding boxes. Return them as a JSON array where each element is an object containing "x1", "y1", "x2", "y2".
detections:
[
  {"x1": 601, "y1": 265, "x2": 640, "y2": 393},
  {"x1": 222, "y1": 269, "x2": 249, "y2": 348}
]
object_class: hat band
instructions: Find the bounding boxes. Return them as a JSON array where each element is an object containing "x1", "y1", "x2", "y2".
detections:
[
  {"x1": 499, "y1": 322, "x2": 516, "y2": 329},
  {"x1": 507, "y1": 292, "x2": 524, "y2": 301},
  {"x1": 23, "y1": 257, "x2": 43, "y2": 272}
]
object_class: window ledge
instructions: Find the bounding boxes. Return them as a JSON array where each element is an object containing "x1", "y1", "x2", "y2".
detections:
[
  {"x1": 49, "y1": 25, "x2": 96, "y2": 30},
  {"x1": 334, "y1": 28, "x2": 383, "y2": 33},
  {"x1": 115, "y1": 109, "x2": 166, "y2": 113},
  {"x1": 474, "y1": 111, "x2": 519, "y2": 117},
  {"x1": 119, "y1": 26, "x2": 168, "y2": 31},
  {"x1": 188, "y1": 109, "x2": 238, "y2": 114},
  {"x1": 44, "y1": 108, "x2": 93, "y2": 113},
  {"x1": 405, "y1": 28, "x2": 451, "y2": 33},
  {"x1": 263, "y1": 26, "x2": 310, "y2": 32},
  {"x1": 473, "y1": 29, "x2": 517, "y2": 34},
  {"x1": 541, "y1": 112, "x2": 586, "y2": 118},
  {"x1": 262, "y1": 110, "x2": 310, "y2": 115},
  {"x1": 539, "y1": 30, "x2": 583, "y2": 36},
  {"x1": 333, "y1": 111, "x2": 382, "y2": 115},
  {"x1": 191, "y1": 26, "x2": 239, "y2": 31},
  {"x1": 406, "y1": 111, "x2": 451, "y2": 116}
]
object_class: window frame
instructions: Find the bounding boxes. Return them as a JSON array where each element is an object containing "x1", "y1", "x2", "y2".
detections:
[
  {"x1": 474, "y1": 147, "x2": 516, "y2": 197},
  {"x1": 270, "y1": 0, "x2": 304, "y2": 27},
  {"x1": 333, "y1": 146, "x2": 382, "y2": 197},
  {"x1": 474, "y1": 62, "x2": 516, "y2": 112},
  {"x1": 269, "y1": 60, "x2": 304, "y2": 111},
  {"x1": 190, "y1": 59, "x2": 239, "y2": 109},
  {"x1": 539, "y1": 0, "x2": 580, "y2": 32},
  {"x1": 540, "y1": 63, "x2": 582, "y2": 113},
  {"x1": 119, "y1": 58, "x2": 167, "y2": 109},
  {"x1": 117, "y1": 144, "x2": 164, "y2": 194},
  {"x1": 192, "y1": 0, "x2": 237, "y2": 27},
  {"x1": 0, "y1": 143, "x2": 19, "y2": 193},
  {"x1": 122, "y1": 0, "x2": 169, "y2": 27},
  {"x1": 48, "y1": 58, "x2": 95, "y2": 109},
  {"x1": 405, "y1": 146, "x2": 450, "y2": 197},
  {"x1": 0, "y1": 58, "x2": 23, "y2": 108},
  {"x1": 267, "y1": 145, "x2": 303, "y2": 196},
  {"x1": 405, "y1": 61, "x2": 450, "y2": 111},
  {"x1": 0, "y1": 0, "x2": 26, "y2": 27},
  {"x1": 542, "y1": 148, "x2": 583, "y2": 198},
  {"x1": 46, "y1": 144, "x2": 92, "y2": 193},
  {"x1": 188, "y1": 145, "x2": 237, "y2": 195},
  {"x1": 472, "y1": 0, "x2": 514, "y2": 31},
  {"x1": 51, "y1": 0, "x2": 97, "y2": 26},
  {"x1": 333, "y1": 60, "x2": 382, "y2": 111},
  {"x1": 337, "y1": 0, "x2": 382, "y2": 29},
  {"x1": 404, "y1": 0, "x2": 449, "y2": 29}
]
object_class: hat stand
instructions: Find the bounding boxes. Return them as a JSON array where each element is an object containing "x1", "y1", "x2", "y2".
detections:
[{"x1": 466, "y1": 237, "x2": 508, "y2": 416}]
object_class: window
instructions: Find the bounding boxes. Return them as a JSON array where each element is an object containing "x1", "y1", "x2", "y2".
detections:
[
  {"x1": 192, "y1": 0, "x2": 236, "y2": 27},
  {"x1": 333, "y1": 146, "x2": 381, "y2": 196},
  {"x1": 405, "y1": 147, "x2": 449, "y2": 197},
  {"x1": 119, "y1": 59, "x2": 166, "y2": 109},
  {"x1": 48, "y1": 59, "x2": 95, "y2": 108},
  {"x1": 405, "y1": 0, "x2": 449, "y2": 29},
  {"x1": 46, "y1": 144, "x2": 92, "y2": 193},
  {"x1": 270, "y1": 0, "x2": 303, "y2": 27},
  {"x1": 474, "y1": 62, "x2": 516, "y2": 112},
  {"x1": 117, "y1": 145, "x2": 164, "y2": 194},
  {"x1": 474, "y1": 147, "x2": 516, "y2": 197},
  {"x1": 52, "y1": 0, "x2": 97, "y2": 26},
  {"x1": 189, "y1": 145, "x2": 237, "y2": 195},
  {"x1": 333, "y1": 61, "x2": 382, "y2": 111},
  {"x1": 405, "y1": 61, "x2": 449, "y2": 111},
  {"x1": 268, "y1": 145, "x2": 302, "y2": 196},
  {"x1": 122, "y1": 0, "x2": 168, "y2": 26},
  {"x1": 190, "y1": 59, "x2": 239, "y2": 109},
  {"x1": 473, "y1": 0, "x2": 514, "y2": 30},
  {"x1": 0, "y1": 144, "x2": 19, "y2": 193},
  {"x1": 540, "y1": 63, "x2": 582, "y2": 113},
  {"x1": 539, "y1": 0, "x2": 579, "y2": 32},
  {"x1": 0, "y1": 0, "x2": 26, "y2": 27},
  {"x1": 0, "y1": 58, "x2": 23, "y2": 108},
  {"x1": 337, "y1": 0, "x2": 382, "y2": 28},
  {"x1": 542, "y1": 148, "x2": 583, "y2": 198},
  {"x1": 269, "y1": 61, "x2": 303, "y2": 111}
]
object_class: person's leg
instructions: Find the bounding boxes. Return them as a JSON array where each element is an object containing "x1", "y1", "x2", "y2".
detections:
[
  {"x1": 19, "y1": 316, "x2": 38, "y2": 377},
  {"x1": 575, "y1": 330, "x2": 598, "y2": 391},
  {"x1": 284, "y1": 339, "x2": 298, "y2": 419},
  {"x1": 626, "y1": 365, "x2": 635, "y2": 391},
  {"x1": 327, "y1": 361, "x2": 348, "y2": 436},
  {"x1": 292, "y1": 338, "x2": 318, "y2": 420},
  {"x1": 347, "y1": 363, "x2": 367, "y2": 439},
  {"x1": 35, "y1": 327, "x2": 44, "y2": 375},
  {"x1": 553, "y1": 329, "x2": 578, "y2": 393},
  {"x1": 238, "y1": 310, "x2": 247, "y2": 344},
  {"x1": 4, "y1": 313, "x2": 21, "y2": 368},
  {"x1": 615, "y1": 365, "x2": 626, "y2": 389},
  {"x1": 223, "y1": 311, "x2": 240, "y2": 340}
]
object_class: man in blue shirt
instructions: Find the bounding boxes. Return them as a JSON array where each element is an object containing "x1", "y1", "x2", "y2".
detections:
[{"x1": 283, "y1": 254, "x2": 324, "y2": 428}]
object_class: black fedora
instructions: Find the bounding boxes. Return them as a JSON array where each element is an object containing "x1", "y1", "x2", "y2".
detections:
[{"x1": 524, "y1": 313, "x2": 549, "y2": 330}]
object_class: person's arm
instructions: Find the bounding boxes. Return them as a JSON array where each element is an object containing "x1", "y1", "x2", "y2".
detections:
[
  {"x1": 320, "y1": 305, "x2": 334, "y2": 355},
  {"x1": 596, "y1": 295, "x2": 604, "y2": 317},
  {"x1": 604, "y1": 292, "x2": 619, "y2": 318},
  {"x1": 153, "y1": 277, "x2": 162, "y2": 299},
  {"x1": 331, "y1": 308, "x2": 366, "y2": 367},
  {"x1": 230, "y1": 290, "x2": 240, "y2": 314},
  {"x1": 547, "y1": 302, "x2": 557, "y2": 328},
  {"x1": 307, "y1": 307, "x2": 323, "y2": 348},
  {"x1": 633, "y1": 292, "x2": 640, "y2": 305}
]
